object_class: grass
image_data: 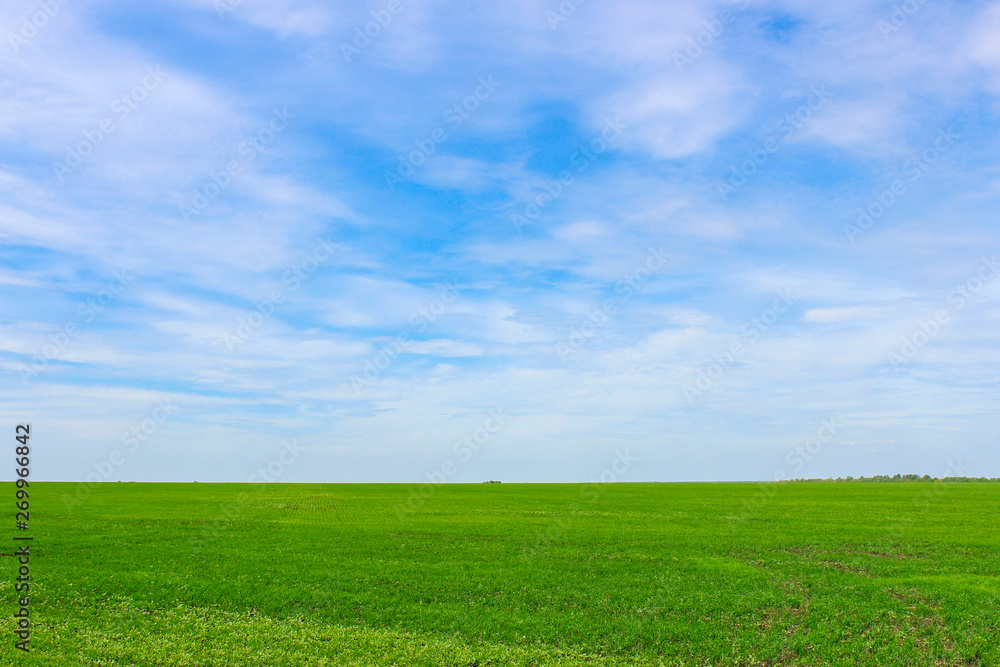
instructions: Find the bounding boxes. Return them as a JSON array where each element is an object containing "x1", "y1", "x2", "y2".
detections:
[{"x1": 3, "y1": 481, "x2": 998, "y2": 665}]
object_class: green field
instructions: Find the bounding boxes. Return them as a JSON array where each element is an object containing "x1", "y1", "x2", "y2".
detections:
[{"x1": 3, "y1": 482, "x2": 998, "y2": 665}]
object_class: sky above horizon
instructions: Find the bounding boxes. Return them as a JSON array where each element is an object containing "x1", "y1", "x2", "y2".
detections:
[{"x1": 2, "y1": 0, "x2": 999, "y2": 483}]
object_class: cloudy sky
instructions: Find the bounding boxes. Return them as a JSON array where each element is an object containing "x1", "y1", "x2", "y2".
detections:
[{"x1": 2, "y1": 0, "x2": 999, "y2": 483}]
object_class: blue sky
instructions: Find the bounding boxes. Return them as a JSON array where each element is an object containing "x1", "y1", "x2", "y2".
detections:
[{"x1": 2, "y1": 0, "x2": 999, "y2": 483}]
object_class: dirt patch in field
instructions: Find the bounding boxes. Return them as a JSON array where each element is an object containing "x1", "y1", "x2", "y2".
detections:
[
  {"x1": 776, "y1": 546, "x2": 869, "y2": 576},
  {"x1": 857, "y1": 549, "x2": 919, "y2": 560},
  {"x1": 888, "y1": 589, "x2": 980, "y2": 666},
  {"x1": 818, "y1": 560, "x2": 867, "y2": 574},
  {"x1": 774, "y1": 577, "x2": 813, "y2": 664},
  {"x1": 778, "y1": 545, "x2": 916, "y2": 560}
]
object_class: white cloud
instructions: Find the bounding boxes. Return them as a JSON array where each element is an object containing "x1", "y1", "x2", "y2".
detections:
[{"x1": 601, "y1": 66, "x2": 748, "y2": 159}]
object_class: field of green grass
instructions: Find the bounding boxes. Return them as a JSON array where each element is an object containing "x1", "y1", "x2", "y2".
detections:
[{"x1": 3, "y1": 481, "x2": 998, "y2": 665}]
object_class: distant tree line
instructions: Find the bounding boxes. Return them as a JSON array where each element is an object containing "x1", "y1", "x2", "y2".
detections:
[{"x1": 785, "y1": 474, "x2": 1000, "y2": 482}]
